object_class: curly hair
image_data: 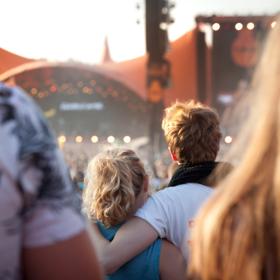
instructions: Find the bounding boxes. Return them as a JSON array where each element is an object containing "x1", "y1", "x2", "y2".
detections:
[
  {"x1": 83, "y1": 149, "x2": 146, "y2": 227},
  {"x1": 162, "y1": 100, "x2": 221, "y2": 164}
]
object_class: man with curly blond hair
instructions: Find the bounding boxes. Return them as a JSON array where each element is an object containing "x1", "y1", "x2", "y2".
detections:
[{"x1": 95, "y1": 100, "x2": 222, "y2": 274}]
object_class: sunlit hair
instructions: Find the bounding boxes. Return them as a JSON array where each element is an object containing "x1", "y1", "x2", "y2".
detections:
[
  {"x1": 188, "y1": 16, "x2": 280, "y2": 280},
  {"x1": 162, "y1": 100, "x2": 221, "y2": 164},
  {"x1": 83, "y1": 149, "x2": 146, "y2": 227}
]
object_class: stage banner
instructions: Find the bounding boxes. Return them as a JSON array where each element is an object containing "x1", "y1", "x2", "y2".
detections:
[{"x1": 212, "y1": 22, "x2": 265, "y2": 114}]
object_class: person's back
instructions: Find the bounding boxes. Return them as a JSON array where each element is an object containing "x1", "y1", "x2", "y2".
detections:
[
  {"x1": 84, "y1": 149, "x2": 185, "y2": 280},
  {"x1": 134, "y1": 101, "x2": 222, "y2": 256},
  {"x1": 136, "y1": 182, "x2": 211, "y2": 258},
  {"x1": 0, "y1": 83, "x2": 103, "y2": 279},
  {"x1": 98, "y1": 222, "x2": 161, "y2": 280}
]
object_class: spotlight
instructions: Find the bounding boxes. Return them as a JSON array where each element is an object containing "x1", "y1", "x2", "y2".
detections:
[
  {"x1": 162, "y1": 7, "x2": 168, "y2": 14},
  {"x1": 58, "y1": 135, "x2": 66, "y2": 143},
  {"x1": 31, "y1": 88, "x2": 37, "y2": 95},
  {"x1": 91, "y1": 136, "x2": 99, "y2": 143},
  {"x1": 159, "y1": 22, "x2": 168, "y2": 30},
  {"x1": 123, "y1": 136, "x2": 131, "y2": 144},
  {"x1": 107, "y1": 136, "x2": 115, "y2": 143},
  {"x1": 247, "y1": 22, "x2": 255, "y2": 30},
  {"x1": 271, "y1": 21, "x2": 276, "y2": 29},
  {"x1": 235, "y1": 23, "x2": 243, "y2": 31},
  {"x1": 224, "y1": 136, "x2": 233, "y2": 144},
  {"x1": 212, "y1": 23, "x2": 220, "y2": 31},
  {"x1": 75, "y1": 136, "x2": 83, "y2": 143}
]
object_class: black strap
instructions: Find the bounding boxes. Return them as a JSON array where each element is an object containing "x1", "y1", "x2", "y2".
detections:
[{"x1": 168, "y1": 161, "x2": 218, "y2": 187}]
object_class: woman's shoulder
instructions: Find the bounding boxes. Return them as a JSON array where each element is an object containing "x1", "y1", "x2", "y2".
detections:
[{"x1": 96, "y1": 221, "x2": 122, "y2": 241}]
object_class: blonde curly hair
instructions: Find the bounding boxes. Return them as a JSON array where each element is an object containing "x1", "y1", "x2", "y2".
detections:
[
  {"x1": 162, "y1": 100, "x2": 221, "y2": 164},
  {"x1": 83, "y1": 149, "x2": 146, "y2": 227}
]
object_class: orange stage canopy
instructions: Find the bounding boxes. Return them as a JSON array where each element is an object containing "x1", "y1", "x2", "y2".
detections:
[
  {"x1": 0, "y1": 29, "x2": 198, "y2": 106},
  {"x1": 0, "y1": 48, "x2": 34, "y2": 76}
]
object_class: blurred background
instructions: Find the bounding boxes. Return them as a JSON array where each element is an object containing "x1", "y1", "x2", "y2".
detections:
[{"x1": 1, "y1": 0, "x2": 279, "y2": 189}]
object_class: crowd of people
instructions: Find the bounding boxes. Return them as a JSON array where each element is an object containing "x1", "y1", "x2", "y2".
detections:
[
  {"x1": 63, "y1": 142, "x2": 174, "y2": 193},
  {"x1": 0, "y1": 15, "x2": 279, "y2": 280}
]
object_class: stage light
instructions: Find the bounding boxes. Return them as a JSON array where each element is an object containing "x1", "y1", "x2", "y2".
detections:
[
  {"x1": 123, "y1": 136, "x2": 131, "y2": 144},
  {"x1": 58, "y1": 135, "x2": 66, "y2": 143},
  {"x1": 212, "y1": 23, "x2": 220, "y2": 31},
  {"x1": 247, "y1": 22, "x2": 255, "y2": 30},
  {"x1": 107, "y1": 136, "x2": 115, "y2": 143},
  {"x1": 91, "y1": 136, "x2": 99, "y2": 143},
  {"x1": 75, "y1": 136, "x2": 83, "y2": 143},
  {"x1": 162, "y1": 7, "x2": 168, "y2": 14},
  {"x1": 50, "y1": 85, "x2": 57, "y2": 93},
  {"x1": 271, "y1": 21, "x2": 276, "y2": 29},
  {"x1": 235, "y1": 23, "x2": 243, "y2": 31},
  {"x1": 31, "y1": 88, "x2": 37, "y2": 95},
  {"x1": 159, "y1": 22, "x2": 168, "y2": 30},
  {"x1": 224, "y1": 136, "x2": 233, "y2": 144}
]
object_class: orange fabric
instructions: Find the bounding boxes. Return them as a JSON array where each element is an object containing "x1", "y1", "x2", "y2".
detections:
[
  {"x1": 0, "y1": 29, "x2": 198, "y2": 106},
  {"x1": 101, "y1": 30, "x2": 198, "y2": 106},
  {"x1": 0, "y1": 48, "x2": 33, "y2": 75},
  {"x1": 100, "y1": 55, "x2": 147, "y2": 100},
  {"x1": 165, "y1": 30, "x2": 197, "y2": 106}
]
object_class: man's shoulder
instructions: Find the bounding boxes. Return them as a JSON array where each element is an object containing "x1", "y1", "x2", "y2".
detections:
[
  {"x1": 155, "y1": 183, "x2": 213, "y2": 197},
  {"x1": 146, "y1": 183, "x2": 212, "y2": 211}
]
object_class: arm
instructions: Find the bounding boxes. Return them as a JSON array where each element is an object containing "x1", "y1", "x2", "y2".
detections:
[
  {"x1": 23, "y1": 230, "x2": 104, "y2": 280},
  {"x1": 94, "y1": 217, "x2": 158, "y2": 274},
  {"x1": 93, "y1": 190, "x2": 172, "y2": 274},
  {"x1": 160, "y1": 240, "x2": 186, "y2": 280}
]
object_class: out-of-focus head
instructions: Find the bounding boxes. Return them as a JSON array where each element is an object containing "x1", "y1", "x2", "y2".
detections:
[
  {"x1": 188, "y1": 16, "x2": 280, "y2": 280},
  {"x1": 221, "y1": 15, "x2": 280, "y2": 180},
  {"x1": 162, "y1": 100, "x2": 221, "y2": 164},
  {"x1": 83, "y1": 148, "x2": 147, "y2": 227}
]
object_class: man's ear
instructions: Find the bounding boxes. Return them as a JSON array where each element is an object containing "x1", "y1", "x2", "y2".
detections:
[{"x1": 168, "y1": 147, "x2": 178, "y2": 162}]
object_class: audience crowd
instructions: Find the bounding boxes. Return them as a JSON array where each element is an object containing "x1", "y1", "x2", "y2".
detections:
[{"x1": 0, "y1": 14, "x2": 279, "y2": 280}]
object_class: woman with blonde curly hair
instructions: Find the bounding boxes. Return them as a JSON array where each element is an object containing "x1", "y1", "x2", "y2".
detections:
[
  {"x1": 188, "y1": 16, "x2": 280, "y2": 280},
  {"x1": 83, "y1": 148, "x2": 185, "y2": 280}
]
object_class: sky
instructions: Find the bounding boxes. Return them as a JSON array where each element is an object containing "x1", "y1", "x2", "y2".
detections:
[{"x1": 1, "y1": 0, "x2": 280, "y2": 63}]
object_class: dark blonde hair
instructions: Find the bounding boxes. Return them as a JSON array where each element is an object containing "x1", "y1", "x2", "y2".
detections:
[
  {"x1": 188, "y1": 17, "x2": 280, "y2": 280},
  {"x1": 83, "y1": 149, "x2": 146, "y2": 227},
  {"x1": 162, "y1": 100, "x2": 221, "y2": 164}
]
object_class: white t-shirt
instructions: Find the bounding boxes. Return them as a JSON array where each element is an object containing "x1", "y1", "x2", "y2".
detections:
[{"x1": 135, "y1": 183, "x2": 212, "y2": 259}]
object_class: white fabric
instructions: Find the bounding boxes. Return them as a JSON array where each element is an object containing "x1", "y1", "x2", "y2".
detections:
[
  {"x1": 135, "y1": 183, "x2": 212, "y2": 259},
  {"x1": 23, "y1": 206, "x2": 84, "y2": 247}
]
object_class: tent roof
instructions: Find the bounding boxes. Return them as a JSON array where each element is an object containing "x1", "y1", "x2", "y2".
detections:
[
  {"x1": 0, "y1": 29, "x2": 198, "y2": 106},
  {"x1": 0, "y1": 48, "x2": 34, "y2": 75},
  {"x1": 101, "y1": 29, "x2": 198, "y2": 105}
]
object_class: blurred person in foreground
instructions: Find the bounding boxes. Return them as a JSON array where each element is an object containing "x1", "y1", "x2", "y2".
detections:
[
  {"x1": 94, "y1": 100, "x2": 226, "y2": 274},
  {"x1": 0, "y1": 83, "x2": 103, "y2": 280},
  {"x1": 83, "y1": 148, "x2": 185, "y2": 280},
  {"x1": 188, "y1": 16, "x2": 280, "y2": 280}
]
